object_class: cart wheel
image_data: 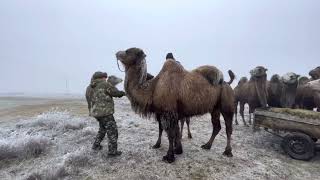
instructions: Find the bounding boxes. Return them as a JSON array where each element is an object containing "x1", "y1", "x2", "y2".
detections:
[{"x1": 281, "y1": 132, "x2": 315, "y2": 161}]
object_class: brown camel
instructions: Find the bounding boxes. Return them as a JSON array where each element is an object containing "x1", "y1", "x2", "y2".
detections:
[
  {"x1": 234, "y1": 77, "x2": 248, "y2": 125},
  {"x1": 267, "y1": 74, "x2": 282, "y2": 108},
  {"x1": 279, "y1": 72, "x2": 300, "y2": 108},
  {"x1": 234, "y1": 66, "x2": 268, "y2": 126},
  {"x1": 309, "y1": 66, "x2": 320, "y2": 80},
  {"x1": 116, "y1": 47, "x2": 235, "y2": 163},
  {"x1": 295, "y1": 79, "x2": 320, "y2": 111}
]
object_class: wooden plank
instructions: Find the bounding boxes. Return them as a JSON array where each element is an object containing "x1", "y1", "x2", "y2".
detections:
[
  {"x1": 254, "y1": 114, "x2": 320, "y2": 139},
  {"x1": 255, "y1": 109, "x2": 320, "y2": 126}
]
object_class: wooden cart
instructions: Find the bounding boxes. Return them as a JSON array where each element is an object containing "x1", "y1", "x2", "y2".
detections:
[{"x1": 254, "y1": 108, "x2": 320, "y2": 160}]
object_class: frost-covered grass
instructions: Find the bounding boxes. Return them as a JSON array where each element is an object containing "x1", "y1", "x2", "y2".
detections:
[
  {"x1": 0, "y1": 135, "x2": 49, "y2": 161},
  {"x1": 0, "y1": 98, "x2": 319, "y2": 180}
]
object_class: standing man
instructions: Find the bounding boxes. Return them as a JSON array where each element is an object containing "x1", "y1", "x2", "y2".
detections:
[{"x1": 86, "y1": 71, "x2": 126, "y2": 156}]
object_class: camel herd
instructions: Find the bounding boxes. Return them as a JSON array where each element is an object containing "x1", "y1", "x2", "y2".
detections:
[
  {"x1": 235, "y1": 66, "x2": 320, "y2": 126},
  {"x1": 114, "y1": 47, "x2": 320, "y2": 163}
]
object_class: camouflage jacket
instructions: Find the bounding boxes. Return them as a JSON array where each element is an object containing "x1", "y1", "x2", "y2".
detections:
[{"x1": 86, "y1": 79, "x2": 125, "y2": 117}]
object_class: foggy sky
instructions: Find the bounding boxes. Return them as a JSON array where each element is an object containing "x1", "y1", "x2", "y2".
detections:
[{"x1": 0, "y1": 0, "x2": 319, "y2": 94}]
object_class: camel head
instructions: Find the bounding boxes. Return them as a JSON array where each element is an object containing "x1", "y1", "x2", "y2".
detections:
[
  {"x1": 250, "y1": 66, "x2": 268, "y2": 78},
  {"x1": 309, "y1": 66, "x2": 320, "y2": 80},
  {"x1": 238, "y1": 77, "x2": 248, "y2": 85},
  {"x1": 116, "y1": 47, "x2": 146, "y2": 68},
  {"x1": 270, "y1": 74, "x2": 280, "y2": 83},
  {"x1": 281, "y1": 72, "x2": 300, "y2": 85},
  {"x1": 107, "y1": 75, "x2": 123, "y2": 86},
  {"x1": 298, "y1": 76, "x2": 309, "y2": 86}
]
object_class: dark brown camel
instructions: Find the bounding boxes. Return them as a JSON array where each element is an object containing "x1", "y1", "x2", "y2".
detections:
[
  {"x1": 267, "y1": 74, "x2": 282, "y2": 107},
  {"x1": 309, "y1": 66, "x2": 320, "y2": 80},
  {"x1": 234, "y1": 66, "x2": 268, "y2": 126},
  {"x1": 234, "y1": 77, "x2": 248, "y2": 125},
  {"x1": 279, "y1": 72, "x2": 300, "y2": 108},
  {"x1": 116, "y1": 47, "x2": 235, "y2": 163},
  {"x1": 295, "y1": 79, "x2": 320, "y2": 111}
]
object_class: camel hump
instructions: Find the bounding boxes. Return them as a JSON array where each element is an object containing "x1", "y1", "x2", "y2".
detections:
[
  {"x1": 160, "y1": 59, "x2": 185, "y2": 74},
  {"x1": 193, "y1": 66, "x2": 224, "y2": 85}
]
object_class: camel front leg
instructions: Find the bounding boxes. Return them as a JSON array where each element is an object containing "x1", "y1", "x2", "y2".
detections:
[
  {"x1": 174, "y1": 122, "x2": 183, "y2": 154},
  {"x1": 180, "y1": 118, "x2": 185, "y2": 137},
  {"x1": 186, "y1": 117, "x2": 192, "y2": 139},
  {"x1": 153, "y1": 118, "x2": 163, "y2": 149},
  {"x1": 162, "y1": 124, "x2": 176, "y2": 163}
]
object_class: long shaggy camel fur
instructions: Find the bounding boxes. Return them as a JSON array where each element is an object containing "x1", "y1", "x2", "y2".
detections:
[
  {"x1": 234, "y1": 66, "x2": 268, "y2": 126},
  {"x1": 116, "y1": 48, "x2": 235, "y2": 163}
]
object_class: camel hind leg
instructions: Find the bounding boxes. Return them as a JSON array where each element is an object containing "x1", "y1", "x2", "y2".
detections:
[
  {"x1": 201, "y1": 109, "x2": 221, "y2": 149},
  {"x1": 234, "y1": 101, "x2": 239, "y2": 125},
  {"x1": 221, "y1": 111, "x2": 233, "y2": 157},
  {"x1": 240, "y1": 102, "x2": 248, "y2": 126},
  {"x1": 153, "y1": 114, "x2": 163, "y2": 149}
]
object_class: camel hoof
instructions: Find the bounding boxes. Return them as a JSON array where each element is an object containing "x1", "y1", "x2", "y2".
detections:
[
  {"x1": 174, "y1": 147, "x2": 183, "y2": 155},
  {"x1": 152, "y1": 143, "x2": 161, "y2": 149},
  {"x1": 201, "y1": 144, "x2": 212, "y2": 150},
  {"x1": 223, "y1": 150, "x2": 233, "y2": 157},
  {"x1": 188, "y1": 134, "x2": 192, "y2": 139},
  {"x1": 162, "y1": 154, "x2": 175, "y2": 163}
]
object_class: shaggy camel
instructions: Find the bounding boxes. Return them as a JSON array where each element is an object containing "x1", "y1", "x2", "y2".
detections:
[
  {"x1": 234, "y1": 66, "x2": 268, "y2": 126},
  {"x1": 234, "y1": 77, "x2": 248, "y2": 125},
  {"x1": 295, "y1": 79, "x2": 320, "y2": 111},
  {"x1": 267, "y1": 74, "x2": 282, "y2": 108},
  {"x1": 116, "y1": 48, "x2": 235, "y2": 163},
  {"x1": 155, "y1": 53, "x2": 235, "y2": 145},
  {"x1": 279, "y1": 72, "x2": 300, "y2": 108},
  {"x1": 309, "y1": 66, "x2": 320, "y2": 80}
]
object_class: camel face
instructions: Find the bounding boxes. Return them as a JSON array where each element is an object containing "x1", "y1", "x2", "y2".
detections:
[
  {"x1": 250, "y1": 66, "x2": 267, "y2": 77},
  {"x1": 107, "y1": 75, "x2": 123, "y2": 86},
  {"x1": 309, "y1": 66, "x2": 320, "y2": 80},
  {"x1": 298, "y1": 76, "x2": 309, "y2": 85},
  {"x1": 270, "y1": 74, "x2": 280, "y2": 83},
  {"x1": 116, "y1": 48, "x2": 146, "y2": 68},
  {"x1": 281, "y1": 72, "x2": 299, "y2": 85}
]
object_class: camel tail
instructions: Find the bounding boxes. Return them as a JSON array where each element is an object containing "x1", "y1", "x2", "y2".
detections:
[{"x1": 227, "y1": 70, "x2": 235, "y2": 85}]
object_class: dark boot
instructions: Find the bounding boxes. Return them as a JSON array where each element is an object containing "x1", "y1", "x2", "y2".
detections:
[
  {"x1": 108, "y1": 151, "x2": 122, "y2": 157},
  {"x1": 92, "y1": 143, "x2": 103, "y2": 151}
]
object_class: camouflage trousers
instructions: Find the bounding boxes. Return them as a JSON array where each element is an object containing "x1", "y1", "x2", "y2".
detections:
[{"x1": 94, "y1": 115, "x2": 118, "y2": 154}]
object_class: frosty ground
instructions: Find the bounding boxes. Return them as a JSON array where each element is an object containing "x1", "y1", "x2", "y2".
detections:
[{"x1": 0, "y1": 97, "x2": 319, "y2": 180}]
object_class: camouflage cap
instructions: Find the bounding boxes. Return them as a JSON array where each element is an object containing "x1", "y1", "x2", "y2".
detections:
[{"x1": 92, "y1": 71, "x2": 108, "y2": 80}]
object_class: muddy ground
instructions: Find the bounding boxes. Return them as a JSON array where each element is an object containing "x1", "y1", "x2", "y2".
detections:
[{"x1": 0, "y1": 97, "x2": 319, "y2": 180}]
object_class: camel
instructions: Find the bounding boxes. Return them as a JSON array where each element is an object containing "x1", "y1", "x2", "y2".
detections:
[
  {"x1": 234, "y1": 66, "x2": 268, "y2": 126},
  {"x1": 234, "y1": 77, "x2": 248, "y2": 125},
  {"x1": 107, "y1": 75, "x2": 123, "y2": 86},
  {"x1": 116, "y1": 47, "x2": 235, "y2": 163},
  {"x1": 295, "y1": 79, "x2": 320, "y2": 111},
  {"x1": 279, "y1": 72, "x2": 300, "y2": 108},
  {"x1": 267, "y1": 74, "x2": 282, "y2": 108},
  {"x1": 309, "y1": 66, "x2": 320, "y2": 80}
]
